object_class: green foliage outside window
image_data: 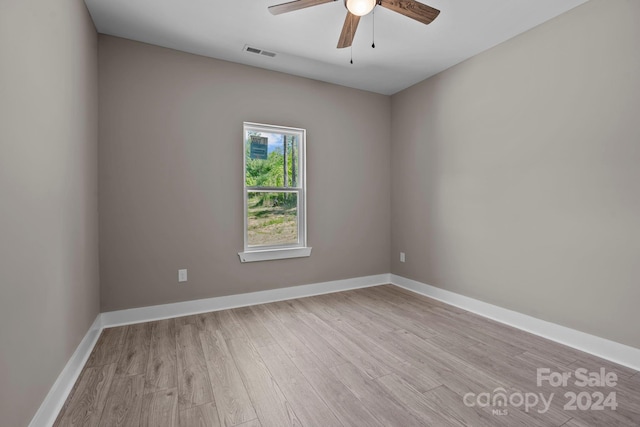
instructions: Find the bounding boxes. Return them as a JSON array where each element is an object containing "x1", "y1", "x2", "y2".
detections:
[{"x1": 245, "y1": 134, "x2": 298, "y2": 209}]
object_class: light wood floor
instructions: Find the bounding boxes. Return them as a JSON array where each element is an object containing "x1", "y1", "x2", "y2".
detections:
[{"x1": 54, "y1": 285, "x2": 640, "y2": 427}]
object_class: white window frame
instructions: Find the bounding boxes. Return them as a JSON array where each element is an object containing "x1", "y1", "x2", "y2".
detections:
[{"x1": 238, "y1": 122, "x2": 311, "y2": 263}]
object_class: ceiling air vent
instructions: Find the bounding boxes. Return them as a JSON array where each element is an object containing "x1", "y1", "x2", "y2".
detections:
[{"x1": 242, "y1": 45, "x2": 277, "y2": 58}]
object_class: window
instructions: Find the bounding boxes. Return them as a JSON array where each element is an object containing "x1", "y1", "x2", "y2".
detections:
[{"x1": 238, "y1": 122, "x2": 311, "y2": 262}]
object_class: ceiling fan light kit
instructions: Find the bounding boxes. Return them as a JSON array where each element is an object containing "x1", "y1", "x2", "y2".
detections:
[{"x1": 346, "y1": 0, "x2": 376, "y2": 16}]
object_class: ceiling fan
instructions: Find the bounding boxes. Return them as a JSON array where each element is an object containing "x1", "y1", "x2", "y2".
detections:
[{"x1": 268, "y1": 0, "x2": 440, "y2": 49}]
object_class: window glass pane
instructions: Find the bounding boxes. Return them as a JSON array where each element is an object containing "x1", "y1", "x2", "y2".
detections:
[
  {"x1": 245, "y1": 131, "x2": 299, "y2": 188},
  {"x1": 247, "y1": 192, "x2": 298, "y2": 247}
]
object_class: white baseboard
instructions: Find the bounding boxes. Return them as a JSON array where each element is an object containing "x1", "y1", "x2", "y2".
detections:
[
  {"x1": 101, "y1": 273, "x2": 391, "y2": 327},
  {"x1": 29, "y1": 314, "x2": 103, "y2": 427},
  {"x1": 390, "y1": 274, "x2": 640, "y2": 372}
]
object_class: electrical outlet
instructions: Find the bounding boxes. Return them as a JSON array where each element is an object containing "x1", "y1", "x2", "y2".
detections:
[
  {"x1": 178, "y1": 269, "x2": 188, "y2": 283},
  {"x1": 400, "y1": 252, "x2": 406, "y2": 263}
]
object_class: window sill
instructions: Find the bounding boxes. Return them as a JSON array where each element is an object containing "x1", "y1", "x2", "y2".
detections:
[{"x1": 238, "y1": 247, "x2": 312, "y2": 263}]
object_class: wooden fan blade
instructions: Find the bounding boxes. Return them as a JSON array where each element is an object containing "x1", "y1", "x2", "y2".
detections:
[
  {"x1": 268, "y1": 0, "x2": 335, "y2": 15},
  {"x1": 379, "y1": 0, "x2": 440, "y2": 25},
  {"x1": 337, "y1": 12, "x2": 361, "y2": 48}
]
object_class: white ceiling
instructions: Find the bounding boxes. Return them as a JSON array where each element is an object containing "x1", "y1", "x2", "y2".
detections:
[{"x1": 85, "y1": 0, "x2": 588, "y2": 95}]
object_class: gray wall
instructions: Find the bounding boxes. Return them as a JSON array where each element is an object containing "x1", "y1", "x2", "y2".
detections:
[
  {"x1": 98, "y1": 36, "x2": 391, "y2": 312},
  {"x1": 391, "y1": 0, "x2": 640, "y2": 349},
  {"x1": 0, "y1": 1, "x2": 99, "y2": 426}
]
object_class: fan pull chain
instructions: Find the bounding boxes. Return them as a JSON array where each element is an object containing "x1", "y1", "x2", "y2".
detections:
[
  {"x1": 372, "y1": 8, "x2": 375, "y2": 48},
  {"x1": 350, "y1": 16, "x2": 354, "y2": 64}
]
